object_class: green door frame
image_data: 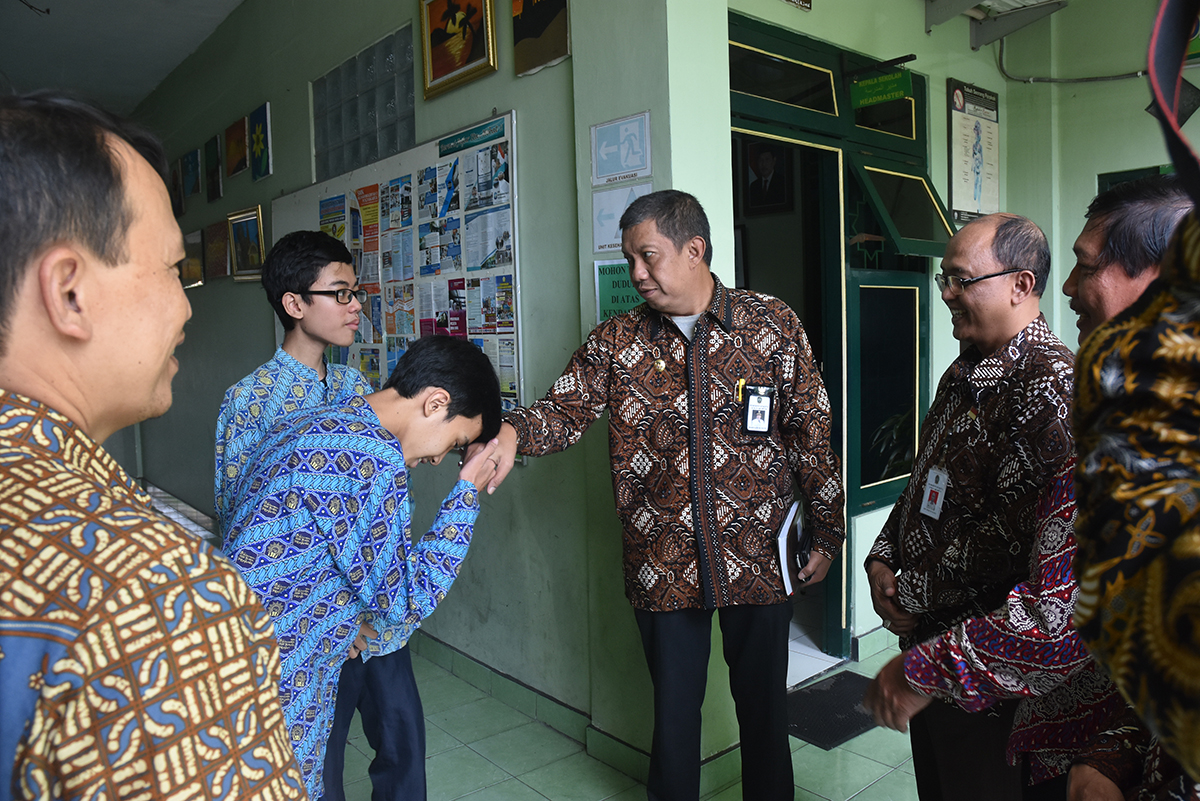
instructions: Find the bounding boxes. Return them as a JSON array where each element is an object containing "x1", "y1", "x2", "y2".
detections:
[{"x1": 731, "y1": 13, "x2": 945, "y2": 659}]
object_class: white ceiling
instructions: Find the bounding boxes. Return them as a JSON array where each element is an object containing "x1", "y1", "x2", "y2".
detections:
[{"x1": 0, "y1": 0, "x2": 244, "y2": 115}]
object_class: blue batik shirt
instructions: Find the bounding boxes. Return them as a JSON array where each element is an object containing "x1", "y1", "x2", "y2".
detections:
[
  {"x1": 222, "y1": 395, "x2": 479, "y2": 800},
  {"x1": 215, "y1": 347, "x2": 371, "y2": 536}
]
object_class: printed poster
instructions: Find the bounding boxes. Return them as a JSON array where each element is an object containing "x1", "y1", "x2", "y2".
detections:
[
  {"x1": 467, "y1": 276, "x2": 497, "y2": 334},
  {"x1": 381, "y1": 175, "x2": 412, "y2": 231},
  {"x1": 320, "y1": 194, "x2": 347, "y2": 241},
  {"x1": 437, "y1": 158, "x2": 461, "y2": 218},
  {"x1": 464, "y1": 142, "x2": 510, "y2": 210},
  {"x1": 465, "y1": 205, "x2": 513, "y2": 271},
  {"x1": 948, "y1": 79, "x2": 999, "y2": 223},
  {"x1": 418, "y1": 165, "x2": 438, "y2": 222}
]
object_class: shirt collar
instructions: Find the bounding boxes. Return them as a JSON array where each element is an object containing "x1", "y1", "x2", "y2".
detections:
[
  {"x1": 0, "y1": 390, "x2": 148, "y2": 507},
  {"x1": 953, "y1": 313, "x2": 1054, "y2": 395},
  {"x1": 272, "y1": 347, "x2": 326, "y2": 381},
  {"x1": 646, "y1": 273, "x2": 733, "y2": 340}
]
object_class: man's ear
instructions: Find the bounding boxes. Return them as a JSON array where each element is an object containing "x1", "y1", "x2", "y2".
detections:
[
  {"x1": 38, "y1": 245, "x2": 92, "y2": 341},
  {"x1": 686, "y1": 235, "x2": 706, "y2": 267},
  {"x1": 281, "y1": 291, "x2": 308, "y2": 322},
  {"x1": 1012, "y1": 269, "x2": 1038, "y2": 304},
  {"x1": 422, "y1": 387, "x2": 451, "y2": 418}
]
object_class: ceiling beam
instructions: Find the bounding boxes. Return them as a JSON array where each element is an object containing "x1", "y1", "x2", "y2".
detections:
[
  {"x1": 926, "y1": 0, "x2": 981, "y2": 33},
  {"x1": 970, "y1": 1, "x2": 1068, "y2": 50}
]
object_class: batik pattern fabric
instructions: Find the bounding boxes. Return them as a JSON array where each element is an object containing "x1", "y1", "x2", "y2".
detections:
[
  {"x1": 215, "y1": 347, "x2": 370, "y2": 534},
  {"x1": 223, "y1": 395, "x2": 479, "y2": 800},
  {"x1": 1071, "y1": 706, "x2": 1200, "y2": 801},
  {"x1": 868, "y1": 314, "x2": 1075, "y2": 646},
  {"x1": 905, "y1": 458, "x2": 1125, "y2": 782},
  {"x1": 1073, "y1": 210, "x2": 1200, "y2": 781},
  {"x1": 0, "y1": 391, "x2": 305, "y2": 801},
  {"x1": 504, "y1": 276, "x2": 845, "y2": 612}
]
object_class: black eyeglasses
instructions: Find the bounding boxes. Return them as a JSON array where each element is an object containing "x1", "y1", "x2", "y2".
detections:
[
  {"x1": 934, "y1": 268, "x2": 1025, "y2": 296},
  {"x1": 306, "y1": 288, "x2": 368, "y2": 305}
]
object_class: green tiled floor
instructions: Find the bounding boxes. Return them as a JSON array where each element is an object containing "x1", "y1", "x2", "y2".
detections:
[{"x1": 333, "y1": 645, "x2": 918, "y2": 800}]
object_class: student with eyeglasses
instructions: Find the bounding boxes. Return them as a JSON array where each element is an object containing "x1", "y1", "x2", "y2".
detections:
[
  {"x1": 215, "y1": 229, "x2": 397, "y2": 800},
  {"x1": 214, "y1": 230, "x2": 372, "y2": 538}
]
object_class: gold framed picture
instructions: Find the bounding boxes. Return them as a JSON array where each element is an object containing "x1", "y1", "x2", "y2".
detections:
[
  {"x1": 420, "y1": 0, "x2": 498, "y2": 100},
  {"x1": 227, "y1": 205, "x2": 265, "y2": 281}
]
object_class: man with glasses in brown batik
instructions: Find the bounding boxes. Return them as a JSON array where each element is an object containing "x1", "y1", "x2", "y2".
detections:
[{"x1": 862, "y1": 214, "x2": 1076, "y2": 800}]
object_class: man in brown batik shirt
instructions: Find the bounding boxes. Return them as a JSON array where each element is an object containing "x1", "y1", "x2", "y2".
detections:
[
  {"x1": 866, "y1": 213, "x2": 1075, "y2": 801},
  {"x1": 487, "y1": 190, "x2": 845, "y2": 801}
]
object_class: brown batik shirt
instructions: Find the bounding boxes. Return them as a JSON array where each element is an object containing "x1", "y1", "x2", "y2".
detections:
[
  {"x1": 867, "y1": 313, "x2": 1074, "y2": 645},
  {"x1": 505, "y1": 276, "x2": 845, "y2": 611}
]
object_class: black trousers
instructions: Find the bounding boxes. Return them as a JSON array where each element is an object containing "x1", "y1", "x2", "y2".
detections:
[
  {"x1": 320, "y1": 645, "x2": 426, "y2": 801},
  {"x1": 634, "y1": 602, "x2": 794, "y2": 801},
  {"x1": 909, "y1": 698, "x2": 1023, "y2": 801}
]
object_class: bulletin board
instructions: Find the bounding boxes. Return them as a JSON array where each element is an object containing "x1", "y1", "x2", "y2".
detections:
[{"x1": 272, "y1": 112, "x2": 522, "y2": 410}]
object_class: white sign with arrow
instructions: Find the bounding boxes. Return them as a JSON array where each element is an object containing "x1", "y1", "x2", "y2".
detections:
[
  {"x1": 593, "y1": 182, "x2": 652, "y2": 252},
  {"x1": 591, "y1": 112, "x2": 651, "y2": 186}
]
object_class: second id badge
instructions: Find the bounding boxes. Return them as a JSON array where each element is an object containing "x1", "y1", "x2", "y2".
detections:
[
  {"x1": 919, "y1": 467, "x2": 949, "y2": 519},
  {"x1": 742, "y1": 385, "x2": 774, "y2": 434}
]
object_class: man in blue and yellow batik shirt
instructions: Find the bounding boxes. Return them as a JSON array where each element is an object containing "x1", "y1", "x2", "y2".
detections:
[
  {"x1": 223, "y1": 335, "x2": 502, "y2": 801},
  {"x1": 0, "y1": 93, "x2": 304, "y2": 800},
  {"x1": 215, "y1": 230, "x2": 372, "y2": 538}
]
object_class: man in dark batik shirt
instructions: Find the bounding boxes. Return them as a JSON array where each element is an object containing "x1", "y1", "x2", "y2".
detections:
[{"x1": 865, "y1": 213, "x2": 1075, "y2": 800}]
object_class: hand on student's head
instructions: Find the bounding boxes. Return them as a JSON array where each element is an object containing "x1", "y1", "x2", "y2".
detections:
[{"x1": 460, "y1": 438, "x2": 501, "y2": 490}]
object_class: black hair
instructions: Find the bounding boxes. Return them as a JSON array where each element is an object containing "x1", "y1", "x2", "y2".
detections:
[
  {"x1": 988, "y1": 214, "x2": 1051, "y2": 296},
  {"x1": 261, "y1": 230, "x2": 355, "y2": 330},
  {"x1": 1085, "y1": 174, "x2": 1191, "y2": 278},
  {"x1": 382, "y1": 335, "x2": 501, "y2": 442},
  {"x1": 0, "y1": 90, "x2": 167, "y2": 355},
  {"x1": 619, "y1": 189, "x2": 714, "y2": 267}
]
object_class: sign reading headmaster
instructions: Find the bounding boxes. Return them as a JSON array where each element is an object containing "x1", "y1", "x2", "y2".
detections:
[{"x1": 851, "y1": 71, "x2": 913, "y2": 110}]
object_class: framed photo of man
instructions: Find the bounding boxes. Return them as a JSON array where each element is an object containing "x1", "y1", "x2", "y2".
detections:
[
  {"x1": 227, "y1": 205, "x2": 265, "y2": 281},
  {"x1": 743, "y1": 140, "x2": 793, "y2": 216}
]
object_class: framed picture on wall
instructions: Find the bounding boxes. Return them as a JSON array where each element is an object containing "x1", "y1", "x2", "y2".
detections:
[
  {"x1": 420, "y1": 0, "x2": 498, "y2": 99},
  {"x1": 227, "y1": 205, "x2": 265, "y2": 281},
  {"x1": 743, "y1": 139, "x2": 793, "y2": 216},
  {"x1": 181, "y1": 230, "x2": 204, "y2": 288}
]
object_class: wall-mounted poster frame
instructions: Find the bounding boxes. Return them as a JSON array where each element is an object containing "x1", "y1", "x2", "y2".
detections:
[
  {"x1": 946, "y1": 78, "x2": 999, "y2": 224},
  {"x1": 228, "y1": 205, "x2": 265, "y2": 281},
  {"x1": 420, "y1": 0, "x2": 499, "y2": 100},
  {"x1": 272, "y1": 112, "x2": 523, "y2": 411}
]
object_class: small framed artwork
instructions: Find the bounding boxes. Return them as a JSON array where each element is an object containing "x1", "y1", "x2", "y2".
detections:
[
  {"x1": 181, "y1": 230, "x2": 204, "y2": 288},
  {"x1": 225, "y1": 117, "x2": 249, "y2": 177},
  {"x1": 227, "y1": 205, "x2": 265, "y2": 281},
  {"x1": 249, "y1": 102, "x2": 273, "y2": 181},
  {"x1": 743, "y1": 139, "x2": 793, "y2": 216},
  {"x1": 513, "y1": 0, "x2": 569, "y2": 77},
  {"x1": 204, "y1": 134, "x2": 223, "y2": 201},
  {"x1": 204, "y1": 220, "x2": 229, "y2": 280},
  {"x1": 168, "y1": 159, "x2": 185, "y2": 218},
  {"x1": 181, "y1": 149, "x2": 201, "y2": 198},
  {"x1": 420, "y1": 0, "x2": 498, "y2": 99}
]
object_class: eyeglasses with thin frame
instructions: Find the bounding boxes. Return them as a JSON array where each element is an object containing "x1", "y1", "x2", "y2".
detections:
[
  {"x1": 934, "y1": 267, "x2": 1025, "y2": 296},
  {"x1": 306, "y1": 288, "x2": 368, "y2": 305}
]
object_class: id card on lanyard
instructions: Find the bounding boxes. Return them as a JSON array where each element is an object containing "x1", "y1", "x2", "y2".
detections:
[{"x1": 919, "y1": 467, "x2": 949, "y2": 519}]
